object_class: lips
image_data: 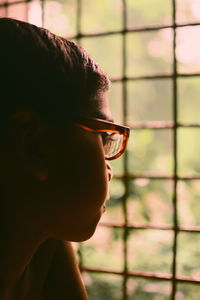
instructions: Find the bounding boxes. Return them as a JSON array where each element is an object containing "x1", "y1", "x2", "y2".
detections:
[
  {"x1": 106, "y1": 162, "x2": 113, "y2": 181},
  {"x1": 108, "y1": 170, "x2": 112, "y2": 181}
]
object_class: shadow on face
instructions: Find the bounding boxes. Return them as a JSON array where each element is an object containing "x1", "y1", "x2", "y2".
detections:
[{"x1": 0, "y1": 91, "x2": 113, "y2": 242}]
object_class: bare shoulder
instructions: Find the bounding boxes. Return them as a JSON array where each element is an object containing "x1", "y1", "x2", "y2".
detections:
[
  {"x1": 25, "y1": 239, "x2": 88, "y2": 300},
  {"x1": 18, "y1": 239, "x2": 58, "y2": 300},
  {"x1": 41, "y1": 240, "x2": 88, "y2": 300}
]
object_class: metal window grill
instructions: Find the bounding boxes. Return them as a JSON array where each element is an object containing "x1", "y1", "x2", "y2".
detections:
[{"x1": 1, "y1": 0, "x2": 200, "y2": 299}]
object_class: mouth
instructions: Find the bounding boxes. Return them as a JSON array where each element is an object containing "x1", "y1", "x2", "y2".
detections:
[{"x1": 107, "y1": 170, "x2": 113, "y2": 181}]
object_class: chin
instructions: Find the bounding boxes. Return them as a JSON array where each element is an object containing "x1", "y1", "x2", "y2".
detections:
[
  {"x1": 71, "y1": 214, "x2": 103, "y2": 242},
  {"x1": 70, "y1": 228, "x2": 97, "y2": 242}
]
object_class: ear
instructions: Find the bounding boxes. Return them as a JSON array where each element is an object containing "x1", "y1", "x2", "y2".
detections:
[{"x1": 7, "y1": 110, "x2": 49, "y2": 181}]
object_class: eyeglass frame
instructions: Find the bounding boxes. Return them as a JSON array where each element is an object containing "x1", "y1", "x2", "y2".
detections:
[{"x1": 74, "y1": 117, "x2": 130, "y2": 160}]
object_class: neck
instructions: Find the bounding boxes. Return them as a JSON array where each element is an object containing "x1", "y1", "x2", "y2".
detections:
[{"x1": 0, "y1": 201, "x2": 47, "y2": 297}]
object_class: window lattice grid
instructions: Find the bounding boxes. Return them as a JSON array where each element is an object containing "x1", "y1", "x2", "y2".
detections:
[{"x1": 1, "y1": 0, "x2": 200, "y2": 299}]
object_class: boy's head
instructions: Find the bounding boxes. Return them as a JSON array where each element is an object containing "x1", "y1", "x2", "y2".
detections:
[
  {"x1": 0, "y1": 18, "x2": 110, "y2": 124},
  {"x1": 0, "y1": 18, "x2": 129, "y2": 242}
]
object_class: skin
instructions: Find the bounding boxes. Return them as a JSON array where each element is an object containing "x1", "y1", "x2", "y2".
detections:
[{"x1": 0, "y1": 91, "x2": 113, "y2": 299}]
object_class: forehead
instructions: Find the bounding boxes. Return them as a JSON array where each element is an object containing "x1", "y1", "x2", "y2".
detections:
[{"x1": 80, "y1": 92, "x2": 113, "y2": 122}]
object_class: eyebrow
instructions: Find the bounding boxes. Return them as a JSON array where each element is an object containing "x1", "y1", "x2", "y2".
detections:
[
  {"x1": 75, "y1": 112, "x2": 114, "y2": 124},
  {"x1": 108, "y1": 117, "x2": 114, "y2": 123},
  {"x1": 96, "y1": 113, "x2": 114, "y2": 123}
]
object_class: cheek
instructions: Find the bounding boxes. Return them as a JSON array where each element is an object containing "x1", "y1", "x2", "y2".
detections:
[
  {"x1": 46, "y1": 128, "x2": 109, "y2": 241},
  {"x1": 70, "y1": 148, "x2": 108, "y2": 211},
  {"x1": 66, "y1": 130, "x2": 108, "y2": 206},
  {"x1": 48, "y1": 129, "x2": 108, "y2": 214}
]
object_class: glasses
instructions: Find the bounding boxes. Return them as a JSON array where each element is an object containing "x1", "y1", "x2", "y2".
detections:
[{"x1": 75, "y1": 118, "x2": 130, "y2": 160}]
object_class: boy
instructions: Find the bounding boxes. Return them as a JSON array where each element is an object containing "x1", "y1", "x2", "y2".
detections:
[{"x1": 0, "y1": 18, "x2": 129, "y2": 299}]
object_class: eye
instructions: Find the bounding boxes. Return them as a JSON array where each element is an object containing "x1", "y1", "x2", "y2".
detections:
[
  {"x1": 101, "y1": 132, "x2": 109, "y2": 145},
  {"x1": 101, "y1": 132, "x2": 116, "y2": 145}
]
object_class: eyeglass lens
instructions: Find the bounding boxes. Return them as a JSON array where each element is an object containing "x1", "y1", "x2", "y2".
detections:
[{"x1": 103, "y1": 132, "x2": 123, "y2": 159}]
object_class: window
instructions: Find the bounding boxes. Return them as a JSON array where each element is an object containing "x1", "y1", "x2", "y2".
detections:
[{"x1": 1, "y1": 0, "x2": 200, "y2": 298}]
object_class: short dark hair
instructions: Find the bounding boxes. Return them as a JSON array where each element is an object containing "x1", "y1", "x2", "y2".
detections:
[{"x1": 0, "y1": 18, "x2": 110, "y2": 124}]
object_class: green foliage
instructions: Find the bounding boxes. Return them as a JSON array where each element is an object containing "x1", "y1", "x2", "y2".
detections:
[
  {"x1": 85, "y1": 273, "x2": 123, "y2": 300},
  {"x1": 177, "y1": 283, "x2": 200, "y2": 300},
  {"x1": 127, "y1": 278, "x2": 170, "y2": 300},
  {"x1": 81, "y1": 0, "x2": 122, "y2": 33},
  {"x1": 127, "y1": 0, "x2": 172, "y2": 27}
]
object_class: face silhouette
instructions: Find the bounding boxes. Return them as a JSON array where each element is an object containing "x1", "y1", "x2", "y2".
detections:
[{"x1": 42, "y1": 91, "x2": 113, "y2": 241}]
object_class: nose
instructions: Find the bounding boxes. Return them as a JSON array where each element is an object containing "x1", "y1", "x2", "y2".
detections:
[{"x1": 106, "y1": 161, "x2": 113, "y2": 181}]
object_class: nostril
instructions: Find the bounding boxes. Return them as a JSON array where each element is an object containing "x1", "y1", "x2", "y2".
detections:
[{"x1": 106, "y1": 161, "x2": 112, "y2": 170}]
